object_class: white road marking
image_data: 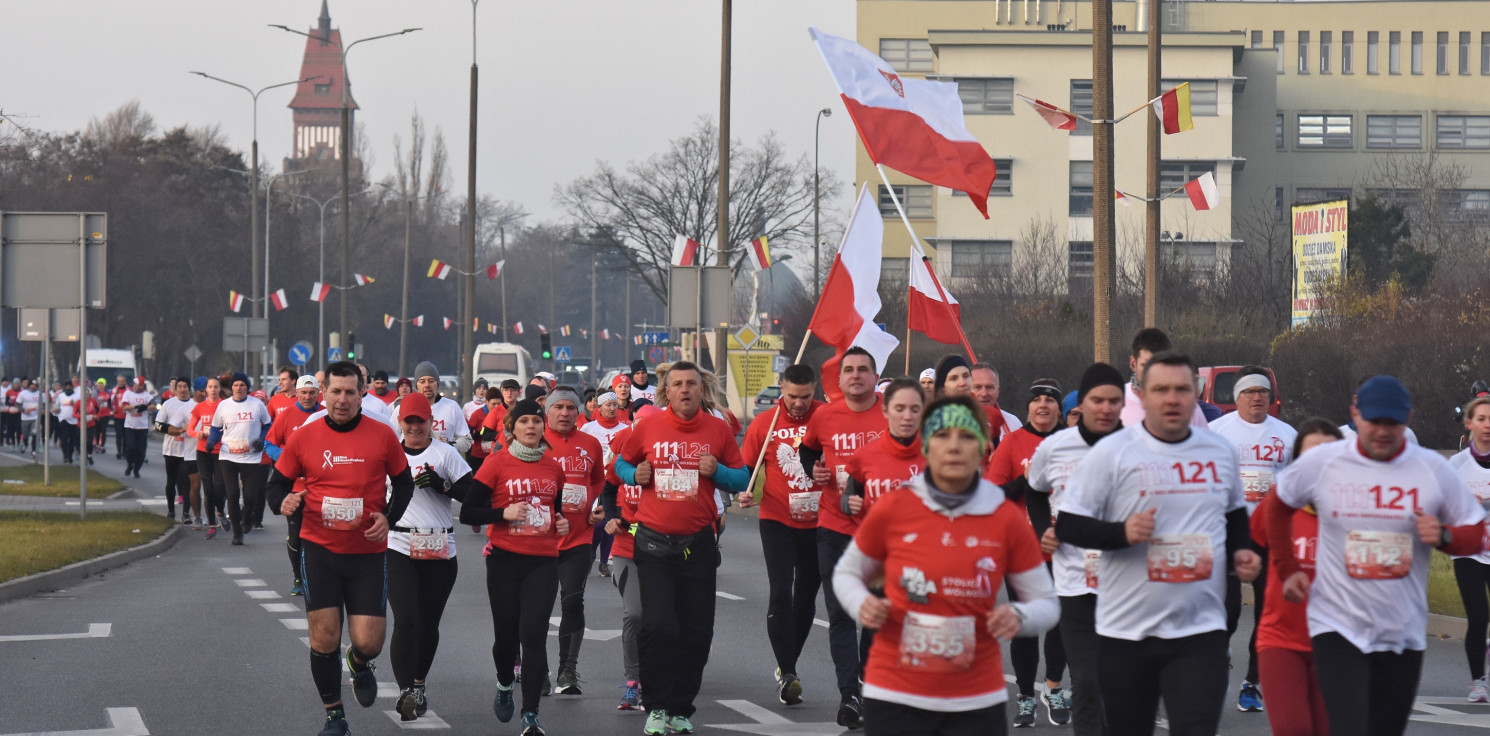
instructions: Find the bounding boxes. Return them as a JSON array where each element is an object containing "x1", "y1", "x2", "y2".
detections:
[
  {"x1": 378, "y1": 683, "x2": 400, "y2": 697},
  {"x1": 260, "y1": 603, "x2": 299, "y2": 613},
  {"x1": 713, "y1": 699, "x2": 843, "y2": 736},
  {"x1": 545, "y1": 616, "x2": 623, "y2": 641},
  {"x1": 221, "y1": 567, "x2": 253, "y2": 575},
  {"x1": 0, "y1": 623, "x2": 111, "y2": 642},
  {"x1": 1411, "y1": 697, "x2": 1490, "y2": 728},
  {"x1": 716, "y1": 591, "x2": 745, "y2": 601},
  {"x1": 0, "y1": 707, "x2": 148, "y2": 736},
  {"x1": 134, "y1": 499, "x2": 166, "y2": 507},
  {"x1": 233, "y1": 579, "x2": 267, "y2": 587},
  {"x1": 382, "y1": 710, "x2": 450, "y2": 729},
  {"x1": 279, "y1": 618, "x2": 309, "y2": 630},
  {"x1": 812, "y1": 618, "x2": 829, "y2": 628},
  {"x1": 244, "y1": 590, "x2": 280, "y2": 599}
]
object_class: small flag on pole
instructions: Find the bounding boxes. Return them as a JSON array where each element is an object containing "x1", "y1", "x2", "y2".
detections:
[
  {"x1": 410, "y1": 315, "x2": 425, "y2": 327},
  {"x1": 538, "y1": 324, "x2": 548, "y2": 335},
  {"x1": 354, "y1": 273, "x2": 375, "y2": 286},
  {"x1": 473, "y1": 318, "x2": 481, "y2": 333},
  {"x1": 310, "y1": 282, "x2": 331, "y2": 302},
  {"x1": 748, "y1": 236, "x2": 771, "y2": 271},
  {"x1": 486, "y1": 260, "x2": 505, "y2": 280},
  {"x1": 671, "y1": 235, "x2": 699, "y2": 267},
  {"x1": 634, "y1": 335, "x2": 643, "y2": 346},
  {"x1": 443, "y1": 317, "x2": 454, "y2": 331},
  {"x1": 269, "y1": 288, "x2": 288, "y2": 311},
  {"x1": 229, "y1": 291, "x2": 244, "y2": 313},
  {"x1": 560, "y1": 325, "x2": 571, "y2": 337},
  {"x1": 488, "y1": 323, "x2": 498, "y2": 334},
  {"x1": 513, "y1": 322, "x2": 525, "y2": 335},
  {"x1": 1115, "y1": 190, "x2": 1132, "y2": 207},
  {"x1": 1017, "y1": 94, "x2": 1078, "y2": 131},
  {"x1": 427, "y1": 259, "x2": 452, "y2": 279},
  {"x1": 601, "y1": 328, "x2": 611, "y2": 340},
  {"x1": 1152, "y1": 82, "x2": 1194, "y2": 135},
  {"x1": 384, "y1": 314, "x2": 396, "y2": 329},
  {"x1": 1184, "y1": 171, "x2": 1220, "y2": 211},
  {"x1": 580, "y1": 328, "x2": 589, "y2": 339}
]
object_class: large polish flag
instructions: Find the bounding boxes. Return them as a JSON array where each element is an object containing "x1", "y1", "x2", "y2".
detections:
[
  {"x1": 808, "y1": 185, "x2": 900, "y2": 400},
  {"x1": 811, "y1": 27, "x2": 998, "y2": 218},
  {"x1": 908, "y1": 247, "x2": 964, "y2": 345}
]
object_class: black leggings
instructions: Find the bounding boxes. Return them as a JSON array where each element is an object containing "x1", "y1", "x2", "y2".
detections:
[
  {"x1": 556, "y1": 544, "x2": 595, "y2": 670},
  {"x1": 1225, "y1": 558, "x2": 1267, "y2": 684},
  {"x1": 1008, "y1": 561, "x2": 1066, "y2": 697},
  {"x1": 819, "y1": 527, "x2": 874, "y2": 696},
  {"x1": 387, "y1": 550, "x2": 459, "y2": 690},
  {"x1": 863, "y1": 699, "x2": 1007, "y2": 736},
  {"x1": 123, "y1": 427, "x2": 146, "y2": 471},
  {"x1": 286, "y1": 513, "x2": 303, "y2": 580},
  {"x1": 220, "y1": 460, "x2": 263, "y2": 536},
  {"x1": 163, "y1": 456, "x2": 184, "y2": 516},
  {"x1": 485, "y1": 547, "x2": 559, "y2": 714},
  {"x1": 1311, "y1": 632, "x2": 1423, "y2": 736},
  {"x1": 1456, "y1": 556, "x2": 1490, "y2": 680},
  {"x1": 760, "y1": 519, "x2": 821, "y2": 675},
  {"x1": 197, "y1": 452, "x2": 223, "y2": 524},
  {"x1": 1098, "y1": 630, "x2": 1229, "y2": 736},
  {"x1": 1059, "y1": 594, "x2": 1106, "y2": 736}
]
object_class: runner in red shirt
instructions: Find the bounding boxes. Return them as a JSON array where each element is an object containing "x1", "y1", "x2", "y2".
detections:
[
  {"x1": 466, "y1": 390, "x2": 505, "y2": 473},
  {"x1": 458, "y1": 399, "x2": 570, "y2": 735},
  {"x1": 843, "y1": 378, "x2": 925, "y2": 520},
  {"x1": 741, "y1": 364, "x2": 826, "y2": 706},
  {"x1": 797, "y1": 346, "x2": 887, "y2": 729},
  {"x1": 833, "y1": 394, "x2": 1059, "y2": 735},
  {"x1": 266, "y1": 374, "x2": 324, "y2": 596},
  {"x1": 543, "y1": 386, "x2": 606, "y2": 696},
  {"x1": 600, "y1": 418, "x2": 648, "y2": 711},
  {"x1": 266, "y1": 361, "x2": 415, "y2": 736},
  {"x1": 268, "y1": 366, "x2": 300, "y2": 421},
  {"x1": 477, "y1": 378, "x2": 524, "y2": 449},
  {"x1": 190, "y1": 377, "x2": 226, "y2": 536}
]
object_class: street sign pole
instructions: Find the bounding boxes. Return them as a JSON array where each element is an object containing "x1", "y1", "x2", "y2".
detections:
[{"x1": 77, "y1": 215, "x2": 88, "y2": 518}]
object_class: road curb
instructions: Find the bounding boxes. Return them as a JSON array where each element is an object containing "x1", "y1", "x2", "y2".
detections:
[
  {"x1": 0, "y1": 523, "x2": 186, "y2": 604},
  {"x1": 1430, "y1": 613, "x2": 1467, "y2": 640}
]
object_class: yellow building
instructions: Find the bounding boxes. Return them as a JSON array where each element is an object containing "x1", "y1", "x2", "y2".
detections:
[{"x1": 858, "y1": 0, "x2": 1490, "y2": 288}]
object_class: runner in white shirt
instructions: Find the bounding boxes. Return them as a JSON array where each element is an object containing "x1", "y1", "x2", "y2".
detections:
[
  {"x1": 464, "y1": 378, "x2": 488, "y2": 418},
  {"x1": 626, "y1": 361, "x2": 657, "y2": 403},
  {"x1": 1451, "y1": 395, "x2": 1490, "y2": 702},
  {"x1": 210, "y1": 372, "x2": 272, "y2": 544},
  {"x1": 1027, "y1": 362, "x2": 1125, "y2": 736},
  {"x1": 156, "y1": 378, "x2": 198, "y2": 524},
  {"x1": 579, "y1": 392, "x2": 630, "y2": 466},
  {"x1": 1338, "y1": 420, "x2": 1419, "y2": 446},
  {"x1": 18, "y1": 382, "x2": 39, "y2": 457},
  {"x1": 1207, "y1": 367, "x2": 1297, "y2": 713},
  {"x1": 1118, "y1": 328, "x2": 1208, "y2": 429},
  {"x1": 119, "y1": 379, "x2": 154, "y2": 476},
  {"x1": 1057, "y1": 352, "x2": 1258, "y2": 736},
  {"x1": 1270, "y1": 375, "x2": 1485, "y2": 735},
  {"x1": 393, "y1": 362, "x2": 473, "y2": 453}
]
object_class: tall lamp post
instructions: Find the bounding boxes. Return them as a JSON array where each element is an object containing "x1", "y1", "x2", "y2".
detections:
[
  {"x1": 188, "y1": 71, "x2": 312, "y2": 378},
  {"x1": 270, "y1": 22, "x2": 420, "y2": 361},
  {"x1": 813, "y1": 107, "x2": 831, "y2": 295},
  {"x1": 287, "y1": 189, "x2": 375, "y2": 371},
  {"x1": 464, "y1": 0, "x2": 483, "y2": 399}
]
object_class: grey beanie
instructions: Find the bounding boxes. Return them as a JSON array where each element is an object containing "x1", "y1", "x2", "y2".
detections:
[
  {"x1": 414, "y1": 361, "x2": 439, "y2": 381},
  {"x1": 546, "y1": 387, "x2": 583, "y2": 411}
]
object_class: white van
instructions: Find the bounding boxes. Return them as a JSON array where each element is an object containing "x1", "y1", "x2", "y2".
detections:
[
  {"x1": 472, "y1": 342, "x2": 533, "y2": 388},
  {"x1": 85, "y1": 348, "x2": 139, "y2": 386}
]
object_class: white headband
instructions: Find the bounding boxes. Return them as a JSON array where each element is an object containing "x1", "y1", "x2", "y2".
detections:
[{"x1": 1234, "y1": 374, "x2": 1272, "y2": 394}]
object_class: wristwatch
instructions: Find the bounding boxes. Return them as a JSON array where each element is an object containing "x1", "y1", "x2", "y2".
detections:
[{"x1": 1440, "y1": 527, "x2": 1453, "y2": 550}]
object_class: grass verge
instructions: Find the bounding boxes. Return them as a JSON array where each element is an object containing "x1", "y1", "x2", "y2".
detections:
[
  {"x1": 0, "y1": 511, "x2": 172, "y2": 583},
  {"x1": 0, "y1": 464, "x2": 126, "y2": 498},
  {"x1": 1428, "y1": 551, "x2": 1467, "y2": 619}
]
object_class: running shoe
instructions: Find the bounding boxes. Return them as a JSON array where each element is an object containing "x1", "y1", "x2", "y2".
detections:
[
  {"x1": 618, "y1": 680, "x2": 643, "y2": 711},
  {"x1": 344, "y1": 647, "x2": 377, "y2": 707},
  {"x1": 219, "y1": 517, "x2": 230, "y2": 532},
  {"x1": 1237, "y1": 681, "x2": 1264, "y2": 712},
  {"x1": 493, "y1": 682, "x2": 515, "y2": 722},
  {"x1": 541, "y1": 674, "x2": 552, "y2": 697},
  {"x1": 205, "y1": 527, "x2": 217, "y2": 540},
  {"x1": 1013, "y1": 695, "x2": 1037, "y2": 728},
  {"x1": 191, "y1": 517, "x2": 202, "y2": 531},
  {"x1": 666, "y1": 714, "x2": 695, "y2": 734},
  {"x1": 598, "y1": 562, "x2": 612, "y2": 578},
  {"x1": 396, "y1": 688, "x2": 419, "y2": 721},
  {"x1": 1043, "y1": 687, "x2": 1071, "y2": 725},
  {"x1": 520, "y1": 711, "x2": 545, "y2": 736},
  {"x1": 254, "y1": 523, "x2": 265, "y2": 531},
  {"x1": 555, "y1": 666, "x2": 582, "y2": 695},
  {"x1": 774, "y1": 669, "x2": 803, "y2": 705},
  {"x1": 643, "y1": 710, "x2": 668, "y2": 735},
  {"x1": 413, "y1": 683, "x2": 427, "y2": 716},
  {"x1": 290, "y1": 579, "x2": 305, "y2": 596},
  {"x1": 835, "y1": 693, "x2": 863, "y2": 730},
  {"x1": 231, "y1": 535, "x2": 244, "y2": 546},
  {"x1": 317, "y1": 709, "x2": 350, "y2": 736},
  {"x1": 1470, "y1": 677, "x2": 1489, "y2": 703}
]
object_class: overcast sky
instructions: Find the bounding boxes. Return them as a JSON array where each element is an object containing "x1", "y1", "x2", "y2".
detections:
[{"x1": 0, "y1": 0, "x2": 857, "y2": 224}]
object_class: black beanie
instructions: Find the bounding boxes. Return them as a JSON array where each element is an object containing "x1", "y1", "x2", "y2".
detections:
[
  {"x1": 1029, "y1": 378, "x2": 1063, "y2": 405},
  {"x1": 507, "y1": 399, "x2": 544, "y2": 424},
  {"x1": 1077, "y1": 363, "x2": 1125, "y2": 404},
  {"x1": 933, "y1": 354, "x2": 972, "y2": 394},
  {"x1": 523, "y1": 384, "x2": 547, "y2": 402}
]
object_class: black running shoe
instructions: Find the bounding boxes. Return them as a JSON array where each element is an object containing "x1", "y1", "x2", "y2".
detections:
[
  {"x1": 344, "y1": 647, "x2": 377, "y2": 707},
  {"x1": 555, "y1": 666, "x2": 582, "y2": 695},
  {"x1": 493, "y1": 683, "x2": 515, "y2": 723},
  {"x1": 836, "y1": 693, "x2": 863, "y2": 730},
  {"x1": 317, "y1": 710, "x2": 350, "y2": 736}
]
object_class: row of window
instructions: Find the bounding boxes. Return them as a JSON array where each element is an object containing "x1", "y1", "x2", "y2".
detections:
[
  {"x1": 883, "y1": 159, "x2": 1216, "y2": 220},
  {"x1": 956, "y1": 78, "x2": 1218, "y2": 122},
  {"x1": 878, "y1": 240, "x2": 1219, "y2": 284},
  {"x1": 1254, "y1": 30, "x2": 1490, "y2": 76},
  {"x1": 1291, "y1": 186, "x2": 1490, "y2": 214},
  {"x1": 1275, "y1": 113, "x2": 1490, "y2": 150}
]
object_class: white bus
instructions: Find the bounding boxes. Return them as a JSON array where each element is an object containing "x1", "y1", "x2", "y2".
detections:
[{"x1": 472, "y1": 342, "x2": 533, "y2": 388}]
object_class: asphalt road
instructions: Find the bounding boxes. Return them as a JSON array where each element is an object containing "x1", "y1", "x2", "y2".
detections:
[{"x1": 3, "y1": 436, "x2": 1490, "y2": 734}]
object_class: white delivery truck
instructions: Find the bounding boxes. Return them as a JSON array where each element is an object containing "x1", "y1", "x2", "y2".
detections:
[
  {"x1": 472, "y1": 342, "x2": 533, "y2": 388},
  {"x1": 85, "y1": 348, "x2": 140, "y2": 388}
]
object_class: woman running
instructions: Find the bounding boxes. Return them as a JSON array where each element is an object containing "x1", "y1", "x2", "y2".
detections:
[
  {"x1": 834, "y1": 394, "x2": 1059, "y2": 736},
  {"x1": 190, "y1": 376, "x2": 225, "y2": 538},
  {"x1": 1451, "y1": 396, "x2": 1490, "y2": 702},
  {"x1": 460, "y1": 399, "x2": 570, "y2": 736},
  {"x1": 842, "y1": 377, "x2": 925, "y2": 520}
]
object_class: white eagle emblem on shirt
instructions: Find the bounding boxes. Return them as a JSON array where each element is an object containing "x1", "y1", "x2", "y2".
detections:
[{"x1": 776, "y1": 442, "x2": 814, "y2": 491}]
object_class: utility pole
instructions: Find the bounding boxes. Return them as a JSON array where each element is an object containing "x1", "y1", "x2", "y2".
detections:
[
  {"x1": 464, "y1": 0, "x2": 482, "y2": 395},
  {"x1": 716, "y1": 0, "x2": 732, "y2": 389},
  {"x1": 1144, "y1": 0, "x2": 1162, "y2": 327},
  {"x1": 399, "y1": 197, "x2": 412, "y2": 377},
  {"x1": 590, "y1": 258, "x2": 599, "y2": 376},
  {"x1": 1092, "y1": 0, "x2": 1116, "y2": 363},
  {"x1": 499, "y1": 225, "x2": 508, "y2": 342}
]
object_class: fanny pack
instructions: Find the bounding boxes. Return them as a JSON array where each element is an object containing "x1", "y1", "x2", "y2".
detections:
[
  {"x1": 391, "y1": 525, "x2": 455, "y2": 534},
  {"x1": 633, "y1": 523, "x2": 711, "y2": 562}
]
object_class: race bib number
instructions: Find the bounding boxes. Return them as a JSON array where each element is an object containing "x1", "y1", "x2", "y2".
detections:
[
  {"x1": 654, "y1": 467, "x2": 699, "y2": 501},
  {"x1": 409, "y1": 529, "x2": 450, "y2": 560},
  {"x1": 226, "y1": 439, "x2": 250, "y2": 454},
  {"x1": 1147, "y1": 534, "x2": 1214, "y2": 583},
  {"x1": 561, "y1": 483, "x2": 588, "y2": 513},
  {"x1": 834, "y1": 465, "x2": 850, "y2": 493},
  {"x1": 1084, "y1": 550, "x2": 1102, "y2": 590},
  {"x1": 321, "y1": 496, "x2": 364, "y2": 531},
  {"x1": 1345, "y1": 530, "x2": 1412, "y2": 579},
  {"x1": 899, "y1": 612, "x2": 976, "y2": 673},
  {"x1": 1240, "y1": 469, "x2": 1274, "y2": 504},
  {"x1": 509, "y1": 501, "x2": 553, "y2": 536},
  {"x1": 788, "y1": 491, "x2": 821, "y2": 523}
]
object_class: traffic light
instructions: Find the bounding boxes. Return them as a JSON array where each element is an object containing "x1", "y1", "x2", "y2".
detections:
[
  {"x1": 346, "y1": 332, "x2": 357, "y2": 361},
  {"x1": 540, "y1": 332, "x2": 553, "y2": 361}
]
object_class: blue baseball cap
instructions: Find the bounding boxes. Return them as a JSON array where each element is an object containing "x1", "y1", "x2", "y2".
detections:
[
  {"x1": 1062, "y1": 390, "x2": 1079, "y2": 416},
  {"x1": 1355, "y1": 376, "x2": 1411, "y2": 424}
]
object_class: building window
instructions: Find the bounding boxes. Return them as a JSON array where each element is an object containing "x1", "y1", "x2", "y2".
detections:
[
  {"x1": 1437, "y1": 115, "x2": 1490, "y2": 149},
  {"x1": 1276, "y1": 114, "x2": 1285, "y2": 149},
  {"x1": 1275, "y1": 188, "x2": 1286, "y2": 220},
  {"x1": 1161, "y1": 80, "x2": 1218, "y2": 116},
  {"x1": 1343, "y1": 31, "x2": 1354, "y2": 74},
  {"x1": 1297, "y1": 188, "x2": 1353, "y2": 205},
  {"x1": 1438, "y1": 32, "x2": 1450, "y2": 74},
  {"x1": 1160, "y1": 161, "x2": 1216, "y2": 191},
  {"x1": 314, "y1": 83, "x2": 331, "y2": 95},
  {"x1": 956, "y1": 78, "x2": 1014, "y2": 115},
  {"x1": 1390, "y1": 31, "x2": 1401, "y2": 74},
  {"x1": 1321, "y1": 31, "x2": 1333, "y2": 73},
  {"x1": 952, "y1": 159, "x2": 1013, "y2": 197},
  {"x1": 1068, "y1": 241, "x2": 1094, "y2": 285},
  {"x1": 1071, "y1": 80, "x2": 1093, "y2": 135},
  {"x1": 1367, "y1": 31, "x2": 1379, "y2": 74},
  {"x1": 1070, "y1": 161, "x2": 1094, "y2": 216},
  {"x1": 1366, "y1": 115, "x2": 1422, "y2": 149},
  {"x1": 1483, "y1": 32, "x2": 1490, "y2": 74},
  {"x1": 880, "y1": 257, "x2": 909, "y2": 286},
  {"x1": 1436, "y1": 190, "x2": 1490, "y2": 221},
  {"x1": 878, "y1": 185, "x2": 933, "y2": 218},
  {"x1": 1298, "y1": 31, "x2": 1311, "y2": 73},
  {"x1": 879, "y1": 39, "x2": 934, "y2": 73},
  {"x1": 1412, "y1": 31, "x2": 1423, "y2": 74},
  {"x1": 947, "y1": 241, "x2": 1013, "y2": 278},
  {"x1": 1367, "y1": 188, "x2": 1419, "y2": 211},
  {"x1": 1176, "y1": 242, "x2": 1218, "y2": 271},
  {"x1": 1275, "y1": 31, "x2": 1286, "y2": 74},
  {"x1": 1298, "y1": 114, "x2": 1353, "y2": 148},
  {"x1": 1461, "y1": 32, "x2": 1473, "y2": 75},
  {"x1": 1251, "y1": 30, "x2": 1263, "y2": 48}
]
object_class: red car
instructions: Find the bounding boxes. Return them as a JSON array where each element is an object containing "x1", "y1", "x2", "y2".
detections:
[{"x1": 1198, "y1": 366, "x2": 1281, "y2": 417}]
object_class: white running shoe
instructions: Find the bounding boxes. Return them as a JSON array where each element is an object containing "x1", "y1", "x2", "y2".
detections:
[{"x1": 1469, "y1": 677, "x2": 1488, "y2": 703}]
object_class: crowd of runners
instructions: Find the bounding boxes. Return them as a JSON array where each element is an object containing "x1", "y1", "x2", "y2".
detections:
[{"x1": 83, "y1": 329, "x2": 1490, "y2": 736}]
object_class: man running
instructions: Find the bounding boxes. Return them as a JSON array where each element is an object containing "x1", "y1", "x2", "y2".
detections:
[
  {"x1": 111, "y1": 375, "x2": 128, "y2": 459},
  {"x1": 798, "y1": 347, "x2": 887, "y2": 729},
  {"x1": 357, "y1": 365, "x2": 394, "y2": 421},
  {"x1": 208, "y1": 372, "x2": 271, "y2": 545},
  {"x1": 580, "y1": 391, "x2": 629, "y2": 577},
  {"x1": 267, "y1": 361, "x2": 415, "y2": 736},
  {"x1": 119, "y1": 378, "x2": 154, "y2": 477},
  {"x1": 370, "y1": 370, "x2": 398, "y2": 406},
  {"x1": 971, "y1": 363, "x2": 1023, "y2": 446},
  {"x1": 742, "y1": 364, "x2": 825, "y2": 706},
  {"x1": 1120, "y1": 329, "x2": 1207, "y2": 429},
  {"x1": 19, "y1": 379, "x2": 39, "y2": 458},
  {"x1": 266, "y1": 374, "x2": 326, "y2": 595},
  {"x1": 1058, "y1": 352, "x2": 1259, "y2": 735},
  {"x1": 1208, "y1": 366, "x2": 1296, "y2": 713},
  {"x1": 627, "y1": 360, "x2": 657, "y2": 403},
  {"x1": 544, "y1": 386, "x2": 606, "y2": 695},
  {"x1": 269, "y1": 367, "x2": 301, "y2": 419},
  {"x1": 398, "y1": 362, "x2": 472, "y2": 453},
  {"x1": 918, "y1": 368, "x2": 936, "y2": 396}
]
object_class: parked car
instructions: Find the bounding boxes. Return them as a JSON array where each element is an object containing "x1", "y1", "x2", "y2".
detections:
[
  {"x1": 753, "y1": 385, "x2": 781, "y2": 418},
  {"x1": 1198, "y1": 366, "x2": 1281, "y2": 417}
]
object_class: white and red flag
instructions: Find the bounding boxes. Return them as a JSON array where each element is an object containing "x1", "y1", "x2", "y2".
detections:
[
  {"x1": 1185, "y1": 172, "x2": 1220, "y2": 211},
  {"x1": 560, "y1": 325, "x2": 571, "y2": 337},
  {"x1": 748, "y1": 236, "x2": 771, "y2": 271},
  {"x1": 908, "y1": 247, "x2": 964, "y2": 345},
  {"x1": 309, "y1": 282, "x2": 331, "y2": 302},
  {"x1": 488, "y1": 323, "x2": 498, "y2": 334},
  {"x1": 600, "y1": 328, "x2": 611, "y2": 340},
  {"x1": 810, "y1": 27, "x2": 998, "y2": 218},
  {"x1": 807, "y1": 185, "x2": 900, "y2": 401},
  {"x1": 1017, "y1": 94, "x2": 1079, "y2": 131},
  {"x1": 410, "y1": 315, "x2": 425, "y2": 327},
  {"x1": 269, "y1": 289, "x2": 288, "y2": 311},
  {"x1": 384, "y1": 314, "x2": 396, "y2": 329},
  {"x1": 354, "y1": 273, "x2": 375, "y2": 286},
  {"x1": 671, "y1": 235, "x2": 700, "y2": 267},
  {"x1": 513, "y1": 322, "x2": 525, "y2": 336},
  {"x1": 486, "y1": 260, "x2": 505, "y2": 280},
  {"x1": 443, "y1": 317, "x2": 454, "y2": 331},
  {"x1": 427, "y1": 259, "x2": 452, "y2": 279},
  {"x1": 538, "y1": 324, "x2": 549, "y2": 335},
  {"x1": 228, "y1": 291, "x2": 244, "y2": 313}
]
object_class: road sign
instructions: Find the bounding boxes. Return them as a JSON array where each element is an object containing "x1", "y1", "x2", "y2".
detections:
[
  {"x1": 733, "y1": 325, "x2": 759, "y2": 350},
  {"x1": 648, "y1": 346, "x2": 667, "y2": 364},
  {"x1": 184, "y1": 345, "x2": 203, "y2": 363},
  {"x1": 18, "y1": 308, "x2": 80, "y2": 342},
  {"x1": 555, "y1": 346, "x2": 572, "y2": 362},
  {"x1": 288, "y1": 341, "x2": 312, "y2": 367},
  {"x1": 328, "y1": 346, "x2": 342, "y2": 361},
  {"x1": 0, "y1": 212, "x2": 108, "y2": 309},
  {"x1": 773, "y1": 354, "x2": 789, "y2": 374},
  {"x1": 638, "y1": 331, "x2": 670, "y2": 345},
  {"x1": 222, "y1": 317, "x2": 268, "y2": 352}
]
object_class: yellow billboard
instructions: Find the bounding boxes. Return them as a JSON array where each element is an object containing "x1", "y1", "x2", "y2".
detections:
[{"x1": 1291, "y1": 200, "x2": 1349, "y2": 328}]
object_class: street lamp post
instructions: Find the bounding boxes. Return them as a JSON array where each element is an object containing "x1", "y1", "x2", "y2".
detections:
[
  {"x1": 465, "y1": 0, "x2": 483, "y2": 399},
  {"x1": 287, "y1": 189, "x2": 374, "y2": 371},
  {"x1": 813, "y1": 107, "x2": 831, "y2": 295}
]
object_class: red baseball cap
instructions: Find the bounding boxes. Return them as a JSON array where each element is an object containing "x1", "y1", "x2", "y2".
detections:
[{"x1": 399, "y1": 391, "x2": 433, "y2": 422}]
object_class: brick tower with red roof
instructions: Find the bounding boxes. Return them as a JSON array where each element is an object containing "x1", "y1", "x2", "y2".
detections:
[{"x1": 284, "y1": 1, "x2": 360, "y2": 174}]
